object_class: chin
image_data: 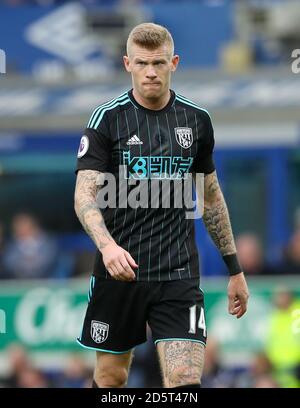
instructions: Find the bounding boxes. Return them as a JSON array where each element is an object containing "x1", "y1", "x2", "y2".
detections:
[{"x1": 143, "y1": 90, "x2": 161, "y2": 99}]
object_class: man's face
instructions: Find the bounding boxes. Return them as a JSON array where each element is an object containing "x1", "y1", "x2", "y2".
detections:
[{"x1": 123, "y1": 43, "x2": 179, "y2": 100}]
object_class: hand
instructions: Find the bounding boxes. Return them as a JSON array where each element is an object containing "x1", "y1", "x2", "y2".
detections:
[
  {"x1": 101, "y1": 242, "x2": 138, "y2": 281},
  {"x1": 227, "y1": 272, "x2": 249, "y2": 319}
]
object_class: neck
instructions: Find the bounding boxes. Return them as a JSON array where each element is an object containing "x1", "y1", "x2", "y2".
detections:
[{"x1": 132, "y1": 89, "x2": 171, "y2": 110}]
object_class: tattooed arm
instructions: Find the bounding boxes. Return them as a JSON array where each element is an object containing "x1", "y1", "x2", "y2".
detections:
[
  {"x1": 201, "y1": 170, "x2": 249, "y2": 318},
  {"x1": 74, "y1": 170, "x2": 137, "y2": 281},
  {"x1": 74, "y1": 170, "x2": 113, "y2": 250},
  {"x1": 202, "y1": 170, "x2": 236, "y2": 256}
]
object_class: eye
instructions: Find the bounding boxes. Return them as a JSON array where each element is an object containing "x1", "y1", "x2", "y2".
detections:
[{"x1": 137, "y1": 61, "x2": 146, "y2": 65}]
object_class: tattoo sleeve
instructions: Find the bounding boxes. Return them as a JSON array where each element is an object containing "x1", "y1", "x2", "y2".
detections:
[
  {"x1": 201, "y1": 170, "x2": 237, "y2": 256},
  {"x1": 74, "y1": 170, "x2": 114, "y2": 251}
]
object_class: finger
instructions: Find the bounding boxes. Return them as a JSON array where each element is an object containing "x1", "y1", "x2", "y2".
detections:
[
  {"x1": 230, "y1": 307, "x2": 242, "y2": 317},
  {"x1": 233, "y1": 296, "x2": 247, "y2": 315},
  {"x1": 113, "y1": 260, "x2": 127, "y2": 276},
  {"x1": 113, "y1": 259, "x2": 135, "y2": 282},
  {"x1": 117, "y1": 264, "x2": 135, "y2": 281},
  {"x1": 124, "y1": 251, "x2": 138, "y2": 268},
  {"x1": 229, "y1": 304, "x2": 242, "y2": 315},
  {"x1": 106, "y1": 266, "x2": 117, "y2": 279},
  {"x1": 107, "y1": 265, "x2": 118, "y2": 279},
  {"x1": 231, "y1": 305, "x2": 241, "y2": 315},
  {"x1": 119, "y1": 255, "x2": 136, "y2": 279},
  {"x1": 108, "y1": 265, "x2": 125, "y2": 281},
  {"x1": 236, "y1": 305, "x2": 247, "y2": 319},
  {"x1": 228, "y1": 295, "x2": 236, "y2": 314}
]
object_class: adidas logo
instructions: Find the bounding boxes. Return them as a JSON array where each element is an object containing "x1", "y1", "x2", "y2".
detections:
[{"x1": 126, "y1": 135, "x2": 143, "y2": 145}]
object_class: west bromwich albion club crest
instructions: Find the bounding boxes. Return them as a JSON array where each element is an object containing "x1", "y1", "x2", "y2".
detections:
[
  {"x1": 175, "y1": 127, "x2": 193, "y2": 149},
  {"x1": 91, "y1": 320, "x2": 109, "y2": 344}
]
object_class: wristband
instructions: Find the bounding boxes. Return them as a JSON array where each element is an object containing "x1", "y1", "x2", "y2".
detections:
[{"x1": 222, "y1": 254, "x2": 242, "y2": 276}]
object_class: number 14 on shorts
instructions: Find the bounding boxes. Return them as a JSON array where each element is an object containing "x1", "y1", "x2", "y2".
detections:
[{"x1": 188, "y1": 306, "x2": 206, "y2": 337}]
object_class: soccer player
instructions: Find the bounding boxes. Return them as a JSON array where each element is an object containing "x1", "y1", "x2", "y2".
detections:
[{"x1": 74, "y1": 22, "x2": 249, "y2": 388}]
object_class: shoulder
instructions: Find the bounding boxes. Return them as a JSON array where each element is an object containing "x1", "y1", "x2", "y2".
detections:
[
  {"x1": 87, "y1": 91, "x2": 132, "y2": 130},
  {"x1": 175, "y1": 93, "x2": 212, "y2": 121}
]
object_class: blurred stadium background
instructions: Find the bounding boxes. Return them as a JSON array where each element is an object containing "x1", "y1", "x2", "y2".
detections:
[{"x1": 0, "y1": 0, "x2": 300, "y2": 388}]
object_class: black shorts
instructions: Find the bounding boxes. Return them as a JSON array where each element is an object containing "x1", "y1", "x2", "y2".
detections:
[{"x1": 77, "y1": 276, "x2": 207, "y2": 353}]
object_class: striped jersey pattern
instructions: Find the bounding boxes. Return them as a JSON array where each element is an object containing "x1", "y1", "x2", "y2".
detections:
[{"x1": 76, "y1": 89, "x2": 215, "y2": 282}]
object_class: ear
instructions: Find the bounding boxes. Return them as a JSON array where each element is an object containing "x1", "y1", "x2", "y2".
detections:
[
  {"x1": 170, "y1": 55, "x2": 179, "y2": 72},
  {"x1": 123, "y1": 56, "x2": 131, "y2": 73}
]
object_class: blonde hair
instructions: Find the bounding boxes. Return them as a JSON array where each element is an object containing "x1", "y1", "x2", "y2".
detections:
[{"x1": 126, "y1": 22, "x2": 174, "y2": 57}]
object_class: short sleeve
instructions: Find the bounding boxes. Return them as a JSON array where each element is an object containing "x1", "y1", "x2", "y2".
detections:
[
  {"x1": 76, "y1": 116, "x2": 111, "y2": 174},
  {"x1": 192, "y1": 111, "x2": 215, "y2": 174}
]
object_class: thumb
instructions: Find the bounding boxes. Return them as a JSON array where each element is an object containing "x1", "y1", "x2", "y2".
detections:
[{"x1": 124, "y1": 251, "x2": 138, "y2": 268}]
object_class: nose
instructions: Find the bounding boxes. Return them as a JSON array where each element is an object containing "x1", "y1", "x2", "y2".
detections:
[{"x1": 146, "y1": 65, "x2": 157, "y2": 79}]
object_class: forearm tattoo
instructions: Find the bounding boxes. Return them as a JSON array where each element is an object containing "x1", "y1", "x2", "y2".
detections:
[
  {"x1": 74, "y1": 170, "x2": 113, "y2": 250},
  {"x1": 202, "y1": 171, "x2": 236, "y2": 256},
  {"x1": 159, "y1": 341, "x2": 205, "y2": 387}
]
